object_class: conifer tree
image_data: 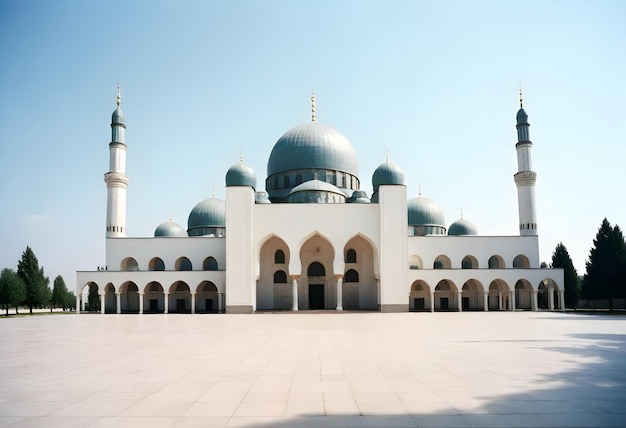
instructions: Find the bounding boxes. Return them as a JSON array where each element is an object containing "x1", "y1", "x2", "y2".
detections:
[
  {"x1": 16, "y1": 246, "x2": 49, "y2": 314},
  {"x1": 550, "y1": 243, "x2": 579, "y2": 308},
  {"x1": 0, "y1": 268, "x2": 26, "y2": 315},
  {"x1": 52, "y1": 275, "x2": 70, "y2": 310},
  {"x1": 582, "y1": 219, "x2": 626, "y2": 310}
]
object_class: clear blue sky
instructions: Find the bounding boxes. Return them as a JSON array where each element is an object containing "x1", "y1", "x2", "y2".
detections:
[{"x1": 1, "y1": 0, "x2": 624, "y2": 292}]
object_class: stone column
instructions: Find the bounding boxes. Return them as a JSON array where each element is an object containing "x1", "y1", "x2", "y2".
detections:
[
  {"x1": 498, "y1": 292, "x2": 503, "y2": 310},
  {"x1": 76, "y1": 294, "x2": 80, "y2": 313},
  {"x1": 510, "y1": 290, "x2": 516, "y2": 311},
  {"x1": 548, "y1": 288, "x2": 555, "y2": 311},
  {"x1": 164, "y1": 293, "x2": 169, "y2": 314},
  {"x1": 336, "y1": 276, "x2": 343, "y2": 311},
  {"x1": 483, "y1": 291, "x2": 488, "y2": 311},
  {"x1": 429, "y1": 292, "x2": 435, "y2": 312},
  {"x1": 532, "y1": 290, "x2": 538, "y2": 311},
  {"x1": 139, "y1": 292, "x2": 144, "y2": 314},
  {"x1": 191, "y1": 293, "x2": 196, "y2": 314},
  {"x1": 116, "y1": 293, "x2": 121, "y2": 314},
  {"x1": 100, "y1": 294, "x2": 106, "y2": 314},
  {"x1": 291, "y1": 276, "x2": 299, "y2": 311},
  {"x1": 559, "y1": 289, "x2": 565, "y2": 311},
  {"x1": 217, "y1": 292, "x2": 223, "y2": 313},
  {"x1": 457, "y1": 291, "x2": 462, "y2": 312}
]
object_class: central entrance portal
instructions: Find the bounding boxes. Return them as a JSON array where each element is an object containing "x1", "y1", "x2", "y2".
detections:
[{"x1": 309, "y1": 284, "x2": 325, "y2": 310}]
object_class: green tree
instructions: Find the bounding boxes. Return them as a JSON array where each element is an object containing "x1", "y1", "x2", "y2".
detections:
[
  {"x1": 0, "y1": 268, "x2": 26, "y2": 315},
  {"x1": 16, "y1": 246, "x2": 49, "y2": 314},
  {"x1": 64, "y1": 290, "x2": 76, "y2": 311},
  {"x1": 550, "y1": 242, "x2": 579, "y2": 308},
  {"x1": 582, "y1": 219, "x2": 626, "y2": 310},
  {"x1": 87, "y1": 284, "x2": 100, "y2": 311},
  {"x1": 51, "y1": 275, "x2": 70, "y2": 310}
]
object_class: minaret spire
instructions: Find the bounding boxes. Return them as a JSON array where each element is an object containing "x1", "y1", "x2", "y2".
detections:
[
  {"x1": 513, "y1": 92, "x2": 538, "y2": 236},
  {"x1": 311, "y1": 91, "x2": 316, "y2": 122},
  {"x1": 105, "y1": 85, "x2": 129, "y2": 238},
  {"x1": 519, "y1": 81, "x2": 523, "y2": 108}
]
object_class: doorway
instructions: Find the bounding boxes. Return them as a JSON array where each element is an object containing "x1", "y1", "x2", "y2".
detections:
[{"x1": 309, "y1": 284, "x2": 325, "y2": 309}]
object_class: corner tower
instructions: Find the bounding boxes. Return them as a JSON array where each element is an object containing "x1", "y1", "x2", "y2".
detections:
[
  {"x1": 514, "y1": 90, "x2": 538, "y2": 236},
  {"x1": 104, "y1": 84, "x2": 129, "y2": 237}
]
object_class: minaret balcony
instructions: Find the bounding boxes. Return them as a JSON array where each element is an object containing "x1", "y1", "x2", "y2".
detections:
[
  {"x1": 104, "y1": 171, "x2": 129, "y2": 186},
  {"x1": 514, "y1": 171, "x2": 537, "y2": 186}
]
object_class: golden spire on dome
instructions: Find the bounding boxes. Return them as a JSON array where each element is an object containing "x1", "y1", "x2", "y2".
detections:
[
  {"x1": 311, "y1": 91, "x2": 316, "y2": 122},
  {"x1": 116, "y1": 83, "x2": 121, "y2": 107}
]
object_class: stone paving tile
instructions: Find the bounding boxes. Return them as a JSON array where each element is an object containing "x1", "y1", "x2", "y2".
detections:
[{"x1": 1, "y1": 312, "x2": 625, "y2": 427}]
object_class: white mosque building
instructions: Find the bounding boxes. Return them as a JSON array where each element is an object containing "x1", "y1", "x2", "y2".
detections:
[{"x1": 76, "y1": 88, "x2": 564, "y2": 314}]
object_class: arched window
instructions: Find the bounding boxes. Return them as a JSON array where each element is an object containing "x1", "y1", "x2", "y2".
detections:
[
  {"x1": 121, "y1": 257, "x2": 138, "y2": 271},
  {"x1": 274, "y1": 250, "x2": 285, "y2": 264},
  {"x1": 149, "y1": 257, "x2": 165, "y2": 271},
  {"x1": 308, "y1": 262, "x2": 325, "y2": 277},
  {"x1": 203, "y1": 257, "x2": 218, "y2": 271},
  {"x1": 176, "y1": 257, "x2": 192, "y2": 271},
  {"x1": 344, "y1": 269, "x2": 359, "y2": 282},
  {"x1": 461, "y1": 256, "x2": 478, "y2": 269},
  {"x1": 433, "y1": 255, "x2": 450, "y2": 269},
  {"x1": 488, "y1": 255, "x2": 504, "y2": 269},
  {"x1": 346, "y1": 249, "x2": 357, "y2": 263},
  {"x1": 273, "y1": 270, "x2": 287, "y2": 283},
  {"x1": 513, "y1": 254, "x2": 530, "y2": 268}
]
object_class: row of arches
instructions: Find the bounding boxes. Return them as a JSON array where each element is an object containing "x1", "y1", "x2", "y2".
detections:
[
  {"x1": 257, "y1": 234, "x2": 377, "y2": 311},
  {"x1": 409, "y1": 278, "x2": 563, "y2": 311},
  {"x1": 81, "y1": 280, "x2": 222, "y2": 314},
  {"x1": 410, "y1": 254, "x2": 531, "y2": 270},
  {"x1": 121, "y1": 256, "x2": 219, "y2": 272}
]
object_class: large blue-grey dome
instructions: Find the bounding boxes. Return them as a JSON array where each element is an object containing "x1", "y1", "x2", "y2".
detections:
[
  {"x1": 226, "y1": 160, "x2": 257, "y2": 189},
  {"x1": 154, "y1": 220, "x2": 188, "y2": 237},
  {"x1": 267, "y1": 122, "x2": 359, "y2": 177},
  {"x1": 187, "y1": 197, "x2": 226, "y2": 235},
  {"x1": 448, "y1": 217, "x2": 478, "y2": 236},
  {"x1": 408, "y1": 196, "x2": 445, "y2": 227}
]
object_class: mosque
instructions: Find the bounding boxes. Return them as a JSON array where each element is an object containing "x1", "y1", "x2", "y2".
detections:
[{"x1": 75, "y1": 88, "x2": 564, "y2": 314}]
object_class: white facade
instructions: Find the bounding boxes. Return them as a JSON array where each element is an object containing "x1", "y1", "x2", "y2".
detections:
[{"x1": 76, "y1": 93, "x2": 564, "y2": 314}]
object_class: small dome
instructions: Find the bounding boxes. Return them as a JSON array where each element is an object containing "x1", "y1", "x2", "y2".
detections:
[
  {"x1": 188, "y1": 197, "x2": 226, "y2": 233},
  {"x1": 372, "y1": 160, "x2": 405, "y2": 192},
  {"x1": 154, "y1": 220, "x2": 188, "y2": 237},
  {"x1": 267, "y1": 122, "x2": 359, "y2": 177},
  {"x1": 347, "y1": 190, "x2": 370, "y2": 203},
  {"x1": 448, "y1": 217, "x2": 478, "y2": 236},
  {"x1": 516, "y1": 108, "x2": 528, "y2": 125},
  {"x1": 285, "y1": 180, "x2": 346, "y2": 203},
  {"x1": 112, "y1": 106, "x2": 125, "y2": 125},
  {"x1": 255, "y1": 191, "x2": 271, "y2": 204},
  {"x1": 408, "y1": 195, "x2": 445, "y2": 227},
  {"x1": 226, "y1": 160, "x2": 257, "y2": 189}
]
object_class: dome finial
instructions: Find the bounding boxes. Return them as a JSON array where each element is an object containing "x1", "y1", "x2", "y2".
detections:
[
  {"x1": 212, "y1": 183, "x2": 216, "y2": 198},
  {"x1": 240, "y1": 150, "x2": 243, "y2": 163},
  {"x1": 311, "y1": 91, "x2": 316, "y2": 122},
  {"x1": 116, "y1": 83, "x2": 121, "y2": 107},
  {"x1": 418, "y1": 182, "x2": 422, "y2": 196},
  {"x1": 385, "y1": 150, "x2": 389, "y2": 162},
  {"x1": 460, "y1": 208, "x2": 464, "y2": 219},
  {"x1": 519, "y1": 81, "x2": 523, "y2": 108}
]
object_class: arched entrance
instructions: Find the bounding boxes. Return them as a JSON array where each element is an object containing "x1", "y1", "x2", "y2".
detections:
[
  {"x1": 515, "y1": 280, "x2": 533, "y2": 310},
  {"x1": 299, "y1": 234, "x2": 335, "y2": 310},
  {"x1": 308, "y1": 262, "x2": 326, "y2": 310},
  {"x1": 342, "y1": 235, "x2": 377, "y2": 310},
  {"x1": 257, "y1": 236, "x2": 291, "y2": 310},
  {"x1": 104, "y1": 283, "x2": 116, "y2": 313},
  {"x1": 434, "y1": 280, "x2": 459, "y2": 311},
  {"x1": 409, "y1": 280, "x2": 431, "y2": 311},
  {"x1": 120, "y1": 282, "x2": 139, "y2": 313},
  {"x1": 144, "y1": 282, "x2": 164, "y2": 313},
  {"x1": 197, "y1": 281, "x2": 218, "y2": 313},
  {"x1": 488, "y1": 279, "x2": 511, "y2": 310},
  {"x1": 461, "y1": 279, "x2": 485, "y2": 310},
  {"x1": 169, "y1": 281, "x2": 191, "y2": 313}
]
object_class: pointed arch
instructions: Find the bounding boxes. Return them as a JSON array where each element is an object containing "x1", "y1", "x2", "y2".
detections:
[
  {"x1": 203, "y1": 257, "x2": 218, "y2": 271},
  {"x1": 149, "y1": 257, "x2": 165, "y2": 271},
  {"x1": 409, "y1": 280, "x2": 431, "y2": 311},
  {"x1": 488, "y1": 255, "x2": 505, "y2": 269},
  {"x1": 513, "y1": 254, "x2": 530, "y2": 268},
  {"x1": 144, "y1": 282, "x2": 164, "y2": 313},
  {"x1": 196, "y1": 281, "x2": 218, "y2": 313},
  {"x1": 434, "y1": 279, "x2": 459, "y2": 311},
  {"x1": 169, "y1": 281, "x2": 191, "y2": 313},
  {"x1": 121, "y1": 257, "x2": 138, "y2": 271},
  {"x1": 409, "y1": 255, "x2": 423, "y2": 270},
  {"x1": 175, "y1": 257, "x2": 192, "y2": 271},
  {"x1": 257, "y1": 235, "x2": 291, "y2": 310},
  {"x1": 299, "y1": 233, "x2": 335, "y2": 310},
  {"x1": 461, "y1": 255, "x2": 479, "y2": 269},
  {"x1": 433, "y1": 255, "x2": 451, "y2": 269},
  {"x1": 461, "y1": 279, "x2": 485, "y2": 310}
]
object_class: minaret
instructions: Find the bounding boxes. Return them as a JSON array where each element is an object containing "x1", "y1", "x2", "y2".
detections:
[
  {"x1": 104, "y1": 84, "x2": 129, "y2": 238},
  {"x1": 514, "y1": 89, "x2": 538, "y2": 236}
]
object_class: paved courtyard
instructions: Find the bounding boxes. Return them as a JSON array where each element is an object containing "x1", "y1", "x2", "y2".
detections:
[{"x1": 0, "y1": 311, "x2": 625, "y2": 428}]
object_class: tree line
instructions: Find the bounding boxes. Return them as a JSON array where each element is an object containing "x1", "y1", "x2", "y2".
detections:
[
  {"x1": 550, "y1": 218, "x2": 626, "y2": 310},
  {"x1": 0, "y1": 246, "x2": 75, "y2": 315}
]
